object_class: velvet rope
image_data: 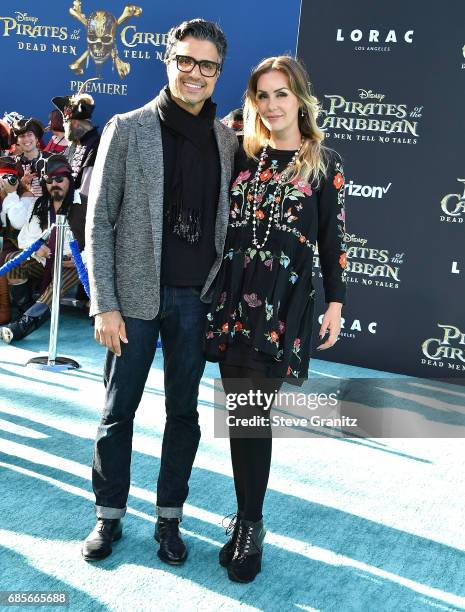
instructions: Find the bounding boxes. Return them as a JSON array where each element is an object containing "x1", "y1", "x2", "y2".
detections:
[{"x1": 68, "y1": 238, "x2": 90, "y2": 298}]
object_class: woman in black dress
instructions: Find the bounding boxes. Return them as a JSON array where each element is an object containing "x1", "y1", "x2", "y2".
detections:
[{"x1": 205, "y1": 56, "x2": 347, "y2": 582}]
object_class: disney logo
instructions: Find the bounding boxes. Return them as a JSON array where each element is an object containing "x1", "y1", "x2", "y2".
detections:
[
  {"x1": 344, "y1": 233, "x2": 368, "y2": 246},
  {"x1": 14, "y1": 12, "x2": 39, "y2": 24},
  {"x1": 358, "y1": 89, "x2": 385, "y2": 102}
]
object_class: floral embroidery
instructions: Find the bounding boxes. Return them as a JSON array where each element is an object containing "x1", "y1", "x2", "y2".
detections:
[
  {"x1": 232, "y1": 170, "x2": 251, "y2": 188},
  {"x1": 333, "y1": 172, "x2": 344, "y2": 190},
  {"x1": 265, "y1": 298, "x2": 273, "y2": 320},
  {"x1": 265, "y1": 330, "x2": 280, "y2": 346},
  {"x1": 207, "y1": 151, "x2": 346, "y2": 381},
  {"x1": 290, "y1": 176, "x2": 312, "y2": 196},
  {"x1": 216, "y1": 291, "x2": 227, "y2": 312},
  {"x1": 243, "y1": 293, "x2": 262, "y2": 308}
]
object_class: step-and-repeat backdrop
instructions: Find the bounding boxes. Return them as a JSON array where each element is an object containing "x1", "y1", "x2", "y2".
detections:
[
  {"x1": 0, "y1": 0, "x2": 300, "y2": 124},
  {"x1": 298, "y1": 0, "x2": 465, "y2": 379},
  {"x1": 2, "y1": 0, "x2": 464, "y2": 378}
]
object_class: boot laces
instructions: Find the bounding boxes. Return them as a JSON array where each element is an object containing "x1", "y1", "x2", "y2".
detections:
[{"x1": 232, "y1": 523, "x2": 255, "y2": 561}]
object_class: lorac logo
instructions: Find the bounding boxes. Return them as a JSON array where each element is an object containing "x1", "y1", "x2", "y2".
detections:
[
  {"x1": 336, "y1": 28, "x2": 414, "y2": 53},
  {"x1": 68, "y1": 0, "x2": 142, "y2": 79},
  {"x1": 421, "y1": 325, "x2": 465, "y2": 371},
  {"x1": 440, "y1": 179, "x2": 465, "y2": 224}
]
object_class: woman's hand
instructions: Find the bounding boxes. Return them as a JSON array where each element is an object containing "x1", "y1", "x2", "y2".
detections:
[{"x1": 317, "y1": 302, "x2": 342, "y2": 350}]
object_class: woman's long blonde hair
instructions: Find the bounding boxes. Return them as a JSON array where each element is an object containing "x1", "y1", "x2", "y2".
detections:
[{"x1": 243, "y1": 55, "x2": 327, "y2": 186}]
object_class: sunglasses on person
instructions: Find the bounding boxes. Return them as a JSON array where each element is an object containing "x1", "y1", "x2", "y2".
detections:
[
  {"x1": 0, "y1": 174, "x2": 18, "y2": 186},
  {"x1": 44, "y1": 175, "x2": 66, "y2": 185},
  {"x1": 174, "y1": 54, "x2": 221, "y2": 77}
]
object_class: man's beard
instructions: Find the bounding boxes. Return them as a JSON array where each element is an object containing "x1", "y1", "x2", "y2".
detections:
[
  {"x1": 50, "y1": 190, "x2": 65, "y2": 203},
  {"x1": 64, "y1": 121, "x2": 91, "y2": 143}
]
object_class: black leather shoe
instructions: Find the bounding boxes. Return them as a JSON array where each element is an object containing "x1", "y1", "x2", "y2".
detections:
[
  {"x1": 227, "y1": 518, "x2": 266, "y2": 583},
  {"x1": 81, "y1": 518, "x2": 122, "y2": 561},
  {"x1": 219, "y1": 512, "x2": 241, "y2": 567},
  {"x1": 155, "y1": 518, "x2": 187, "y2": 565}
]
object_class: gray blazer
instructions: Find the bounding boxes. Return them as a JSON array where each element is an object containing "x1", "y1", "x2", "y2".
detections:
[{"x1": 85, "y1": 95, "x2": 238, "y2": 319}]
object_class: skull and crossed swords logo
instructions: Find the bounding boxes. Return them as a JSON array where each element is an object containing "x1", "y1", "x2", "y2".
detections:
[{"x1": 69, "y1": 1, "x2": 142, "y2": 79}]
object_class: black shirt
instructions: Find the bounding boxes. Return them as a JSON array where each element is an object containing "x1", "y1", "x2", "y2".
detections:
[{"x1": 160, "y1": 121, "x2": 221, "y2": 286}]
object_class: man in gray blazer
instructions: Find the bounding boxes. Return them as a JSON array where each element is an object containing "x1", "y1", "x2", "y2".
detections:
[{"x1": 82, "y1": 19, "x2": 237, "y2": 564}]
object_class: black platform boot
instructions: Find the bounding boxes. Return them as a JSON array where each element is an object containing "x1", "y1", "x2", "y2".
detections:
[
  {"x1": 219, "y1": 512, "x2": 241, "y2": 567},
  {"x1": 155, "y1": 518, "x2": 187, "y2": 565},
  {"x1": 227, "y1": 518, "x2": 266, "y2": 583},
  {"x1": 0, "y1": 302, "x2": 50, "y2": 343},
  {"x1": 9, "y1": 281, "x2": 33, "y2": 316},
  {"x1": 81, "y1": 518, "x2": 122, "y2": 561}
]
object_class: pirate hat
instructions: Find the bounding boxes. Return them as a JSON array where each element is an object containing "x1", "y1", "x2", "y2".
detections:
[
  {"x1": 52, "y1": 79, "x2": 99, "y2": 120},
  {"x1": 42, "y1": 154, "x2": 73, "y2": 181},
  {"x1": 11, "y1": 117, "x2": 45, "y2": 140}
]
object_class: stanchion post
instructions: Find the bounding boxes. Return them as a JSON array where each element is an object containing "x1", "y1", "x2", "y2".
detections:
[
  {"x1": 47, "y1": 214, "x2": 66, "y2": 365},
  {"x1": 26, "y1": 216, "x2": 80, "y2": 371}
]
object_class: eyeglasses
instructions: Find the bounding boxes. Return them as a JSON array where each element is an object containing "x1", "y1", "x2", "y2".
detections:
[
  {"x1": 44, "y1": 175, "x2": 66, "y2": 185},
  {"x1": 174, "y1": 54, "x2": 221, "y2": 77}
]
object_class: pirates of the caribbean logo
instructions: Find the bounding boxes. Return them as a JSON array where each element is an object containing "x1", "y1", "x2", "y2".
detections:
[{"x1": 69, "y1": 0, "x2": 142, "y2": 79}]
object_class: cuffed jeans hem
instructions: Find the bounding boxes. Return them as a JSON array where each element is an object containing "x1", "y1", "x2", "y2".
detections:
[
  {"x1": 156, "y1": 505, "x2": 183, "y2": 519},
  {"x1": 95, "y1": 505, "x2": 126, "y2": 519}
]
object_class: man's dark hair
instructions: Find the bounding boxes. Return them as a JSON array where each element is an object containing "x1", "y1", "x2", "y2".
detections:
[
  {"x1": 32, "y1": 177, "x2": 75, "y2": 230},
  {"x1": 164, "y1": 18, "x2": 227, "y2": 67}
]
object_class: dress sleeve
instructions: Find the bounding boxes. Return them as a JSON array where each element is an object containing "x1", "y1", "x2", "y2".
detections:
[{"x1": 316, "y1": 150, "x2": 347, "y2": 304}]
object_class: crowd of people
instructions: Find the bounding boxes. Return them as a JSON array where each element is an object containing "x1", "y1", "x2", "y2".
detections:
[
  {"x1": 0, "y1": 91, "x2": 99, "y2": 340},
  {"x1": 1, "y1": 18, "x2": 347, "y2": 585}
]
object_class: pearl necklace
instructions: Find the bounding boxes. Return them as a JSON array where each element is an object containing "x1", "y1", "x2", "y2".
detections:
[{"x1": 250, "y1": 140, "x2": 303, "y2": 249}]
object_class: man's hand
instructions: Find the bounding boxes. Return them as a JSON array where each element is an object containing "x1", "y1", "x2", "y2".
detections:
[
  {"x1": 20, "y1": 167, "x2": 34, "y2": 192},
  {"x1": 317, "y1": 302, "x2": 342, "y2": 350},
  {"x1": 62, "y1": 258, "x2": 75, "y2": 268},
  {"x1": 94, "y1": 310, "x2": 128, "y2": 356},
  {"x1": 35, "y1": 244, "x2": 52, "y2": 259}
]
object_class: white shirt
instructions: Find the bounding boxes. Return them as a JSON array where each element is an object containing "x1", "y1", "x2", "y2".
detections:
[{"x1": 18, "y1": 191, "x2": 83, "y2": 266}]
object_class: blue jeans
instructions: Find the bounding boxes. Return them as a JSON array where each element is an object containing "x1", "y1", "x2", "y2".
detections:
[{"x1": 92, "y1": 286, "x2": 208, "y2": 520}]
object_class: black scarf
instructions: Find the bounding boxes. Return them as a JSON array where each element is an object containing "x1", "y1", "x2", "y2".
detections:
[{"x1": 158, "y1": 85, "x2": 216, "y2": 243}]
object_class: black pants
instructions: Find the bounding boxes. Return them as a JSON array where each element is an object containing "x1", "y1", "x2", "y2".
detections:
[
  {"x1": 220, "y1": 363, "x2": 283, "y2": 522},
  {"x1": 92, "y1": 286, "x2": 208, "y2": 520}
]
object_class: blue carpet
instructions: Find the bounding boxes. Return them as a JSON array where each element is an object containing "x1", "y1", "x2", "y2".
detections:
[{"x1": 0, "y1": 309, "x2": 464, "y2": 612}]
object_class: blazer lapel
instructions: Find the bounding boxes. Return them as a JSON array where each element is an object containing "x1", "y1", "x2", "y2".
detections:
[
  {"x1": 136, "y1": 97, "x2": 163, "y2": 192},
  {"x1": 213, "y1": 121, "x2": 234, "y2": 254}
]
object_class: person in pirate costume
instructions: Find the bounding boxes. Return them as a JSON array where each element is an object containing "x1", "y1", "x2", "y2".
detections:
[
  {"x1": 1, "y1": 119, "x2": 50, "y2": 320},
  {"x1": 52, "y1": 82, "x2": 100, "y2": 197},
  {"x1": 11, "y1": 117, "x2": 50, "y2": 199},
  {"x1": 0, "y1": 156, "x2": 26, "y2": 324},
  {"x1": 0, "y1": 155, "x2": 87, "y2": 343}
]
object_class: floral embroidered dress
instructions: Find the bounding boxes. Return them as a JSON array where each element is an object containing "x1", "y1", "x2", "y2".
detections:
[{"x1": 204, "y1": 146, "x2": 347, "y2": 381}]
